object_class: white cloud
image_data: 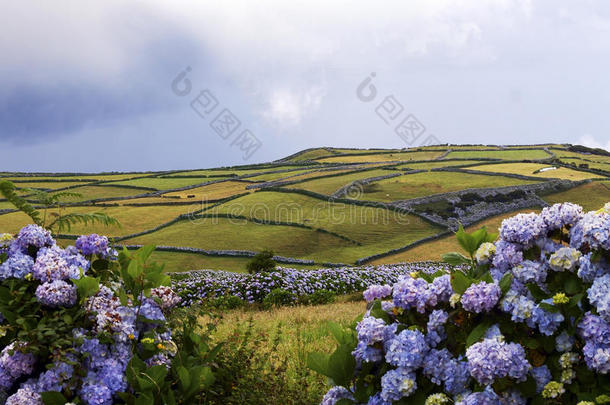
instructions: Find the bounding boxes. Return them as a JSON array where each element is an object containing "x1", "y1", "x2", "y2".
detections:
[
  {"x1": 262, "y1": 85, "x2": 327, "y2": 128},
  {"x1": 577, "y1": 134, "x2": 610, "y2": 152}
]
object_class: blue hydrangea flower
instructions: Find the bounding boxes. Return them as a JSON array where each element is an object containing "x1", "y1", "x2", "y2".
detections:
[
  {"x1": 456, "y1": 386, "x2": 500, "y2": 405},
  {"x1": 570, "y1": 211, "x2": 610, "y2": 250},
  {"x1": 32, "y1": 246, "x2": 83, "y2": 282},
  {"x1": 500, "y1": 291, "x2": 535, "y2": 323},
  {"x1": 460, "y1": 282, "x2": 500, "y2": 313},
  {"x1": 80, "y1": 382, "x2": 113, "y2": 405},
  {"x1": 491, "y1": 240, "x2": 523, "y2": 272},
  {"x1": 380, "y1": 367, "x2": 417, "y2": 402},
  {"x1": 356, "y1": 316, "x2": 387, "y2": 346},
  {"x1": 531, "y1": 301, "x2": 564, "y2": 336},
  {"x1": 511, "y1": 260, "x2": 547, "y2": 285},
  {"x1": 555, "y1": 331, "x2": 574, "y2": 352},
  {"x1": 426, "y1": 310, "x2": 449, "y2": 347},
  {"x1": 530, "y1": 365, "x2": 552, "y2": 393},
  {"x1": 588, "y1": 274, "x2": 610, "y2": 322},
  {"x1": 75, "y1": 234, "x2": 111, "y2": 257},
  {"x1": 499, "y1": 213, "x2": 547, "y2": 247},
  {"x1": 578, "y1": 253, "x2": 610, "y2": 283},
  {"x1": 0, "y1": 342, "x2": 36, "y2": 380},
  {"x1": 321, "y1": 386, "x2": 354, "y2": 405},
  {"x1": 548, "y1": 247, "x2": 581, "y2": 272},
  {"x1": 385, "y1": 329, "x2": 428, "y2": 369},
  {"x1": 36, "y1": 361, "x2": 75, "y2": 392},
  {"x1": 12, "y1": 224, "x2": 54, "y2": 254},
  {"x1": 0, "y1": 253, "x2": 34, "y2": 280}
]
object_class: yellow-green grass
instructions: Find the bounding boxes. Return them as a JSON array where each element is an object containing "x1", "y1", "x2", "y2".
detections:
[
  {"x1": 468, "y1": 163, "x2": 605, "y2": 181},
  {"x1": 148, "y1": 251, "x2": 324, "y2": 273},
  {"x1": 0, "y1": 204, "x2": 205, "y2": 236},
  {"x1": 542, "y1": 182, "x2": 610, "y2": 212},
  {"x1": 50, "y1": 185, "x2": 147, "y2": 202},
  {"x1": 1, "y1": 174, "x2": 152, "y2": 181},
  {"x1": 316, "y1": 151, "x2": 444, "y2": 163},
  {"x1": 277, "y1": 168, "x2": 363, "y2": 183},
  {"x1": 355, "y1": 171, "x2": 539, "y2": 202},
  {"x1": 559, "y1": 158, "x2": 610, "y2": 173},
  {"x1": 0, "y1": 211, "x2": 36, "y2": 234},
  {"x1": 167, "y1": 165, "x2": 313, "y2": 177},
  {"x1": 419, "y1": 145, "x2": 499, "y2": 151},
  {"x1": 288, "y1": 148, "x2": 337, "y2": 161},
  {"x1": 121, "y1": 218, "x2": 355, "y2": 262},
  {"x1": 245, "y1": 169, "x2": 316, "y2": 182},
  {"x1": 213, "y1": 191, "x2": 443, "y2": 262},
  {"x1": 106, "y1": 177, "x2": 231, "y2": 190},
  {"x1": 330, "y1": 148, "x2": 399, "y2": 154},
  {"x1": 553, "y1": 151, "x2": 610, "y2": 164},
  {"x1": 162, "y1": 181, "x2": 250, "y2": 200},
  {"x1": 444, "y1": 149, "x2": 551, "y2": 160},
  {"x1": 209, "y1": 298, "x2": 366, "y2": 403},
  {"x1": 14, "y1": 181, "x2": 94, "y2": 190},
  {"x1": 371, "y1": 208, "x2": 542, "y2": 264},
  {"x1": 0, "y1": 202, "x2": 15, "y2": 210},
  {"x1": 290, "y1": 169, "x2": 401, "y2": 195},
  {"x1": 392, "y1": 160, "x2": 485, "y2": 170}
]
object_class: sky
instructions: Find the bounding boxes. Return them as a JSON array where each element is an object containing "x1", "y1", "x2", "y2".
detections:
[{"x1": 1, "y1": 0, "x2": 609, "y2": 172}]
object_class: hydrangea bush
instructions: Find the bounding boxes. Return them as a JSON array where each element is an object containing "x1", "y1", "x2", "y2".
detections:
[
  {"x1": 0, "y1": 225, "x2": 217, "y2": 404},
  {"x1": 172, "y1": 263, "x2": 454, "y2": 306},
  {"x1": 313, "y1": 203, "x2": 610, "y2": 404}
]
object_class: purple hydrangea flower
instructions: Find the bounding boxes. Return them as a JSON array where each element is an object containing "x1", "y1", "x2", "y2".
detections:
[
  {"x1": 540, "y1": 203, "x2": 583, "y2": 230},
  {"x1": 461, "y1": 281, "x2": 501, "y2": 313},
  {"x1": 530, "y1": 365, "x2": 552, "y2": 393},
  {"x1": 466, "y1": 338, "x2": 530, "y2": 385},
  {"x1": 5, "y1": 387, "x2": 42, "y2": 405},
  {"x1": 0, "y1": 342, "x2": 36, "y2": 380},
  {"x1": 363, "y1": 284, "x2": 392, "y2": 302},
  {"x1": 80, "y1": 382, "x2": 113, "y2": 405},
  {"x1": 35, "y1": 280, "x2": 77, "y2": 307},
  {"x1": 75, "y1": 234, "x2": 111, "y2": 257},
  {"x1": 12, "y1": 224, "x2": 54, "y2": 254},
  {"x1": 356, "y1": 316, "x2": 387, "y2": 346},
  {"x1": 32, "y1": 246, "x2": 83, "y2": 282}
]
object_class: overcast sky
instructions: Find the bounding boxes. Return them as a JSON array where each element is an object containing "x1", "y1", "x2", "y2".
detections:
[{"x1": 1, "y1": 0, "x2": 609, "y2": 172}]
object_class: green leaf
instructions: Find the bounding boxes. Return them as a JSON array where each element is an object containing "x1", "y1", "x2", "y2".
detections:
[
  {"x1": 138, "y1": 245, "x2": 156, "y2": 262},
  {"x1": 539, "y1": 302, "x2": 560, "y2": 313},
  {"x1": 72, "y1": 275, "x2": 100, "y2": 299},
  {"x1": 499, "y1": 273, "x2": 513, "y2": 295},
  {"x1": 456, "y1": 224, "x2": 478, "y2": 256},
  {"x1": 128, "y1": 260, "x2": 142, "y2": 279},
  {"x1": 307, "y1": 352, "x2": 329, "y2": 376},
  {"x1": 327, "y1": 344, "x2": 356, "y2": 386},
  {"x1": 0, "y1": 180, "x2": 42, "y2": 225},
  {"x1": 451, "y1": 271, "x2": 472, "y2": 295},
  {"x1": 466, "y1": 322, "x2": 491, "y2": 347},
  {"x1": 40, "y1": 391, "x2": 68, "y2": 405},
  {"x1": 177, "y1": 366, "x2": 191, "y2": 390},
  {"x1": 336, "y1": 399, "x2": 355, "y2": 405},
  {"x1": 442, "y1": 252, "x2": 471, "y2": 266},
  {"x1": 527, "y1": 283, "x2": 550, "y2": 301},
  {"x1": 369, "y1": 300, "x2": 391, "y2": 324},
  {"x1": 564, "y1": 276, "x2": 581, "y2": 295},
  {"x1": 479, "y1": 271, "x2": 494, "y2": 283}
]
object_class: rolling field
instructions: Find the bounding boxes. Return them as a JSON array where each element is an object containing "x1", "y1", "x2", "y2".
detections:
[
  {"x1": 352, "y1": 170, "x2": 540, "y2": 202},
  {"x1": 467, "y1": 162, "x2": 605, "y2": 180},
  {"x1": 1, "y1": 143, "x2": 608, "y2": 272}
]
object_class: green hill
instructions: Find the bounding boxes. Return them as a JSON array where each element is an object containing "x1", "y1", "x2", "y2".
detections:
[{"x1": 1, "y1": 144, "x2": 608, "y2": 271}]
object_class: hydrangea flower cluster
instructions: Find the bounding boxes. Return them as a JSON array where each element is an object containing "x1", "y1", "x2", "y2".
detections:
[
  {"x1": 0, "y1": 225, "x2": 182, "y2": 404},
  {"x1": 320, "y1": 203, "x2": 610, "y2": 404}
]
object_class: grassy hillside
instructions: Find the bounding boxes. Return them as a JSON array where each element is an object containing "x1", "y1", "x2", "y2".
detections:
[{"x1": 1, "y1": 143, "x2": 608, "y2": 272}]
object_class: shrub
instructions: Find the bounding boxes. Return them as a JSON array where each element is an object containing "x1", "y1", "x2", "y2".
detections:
[
  {"x1": 305, "y1": 289, "x2": 336, "y2": 306},
  {"x1": 263, "y1": 288, "x2": 295, "y2": 309},
  {"x1": 246, "y1": 250, "x2": 276, "y2": 274},
  {"x1": 0, "y1": 225, "x2": 219, "y2": 404},
  {"x1": 211, "y1": 295, "x2": 244, "y2": 310},
  {"x1": 312, "y1": 202, "x2": 610, "y2": 404}
]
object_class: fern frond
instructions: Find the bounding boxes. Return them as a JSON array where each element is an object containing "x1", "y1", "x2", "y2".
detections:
[
  {"x1": 20, "y1": 188, "x2": 82, "y2": 206},
  {"x1": 0, "y1": 181, "x2": 42, "y2": 225},
  {"x1": 48, "y1": 212, "x2": 121, "y2": 233}
]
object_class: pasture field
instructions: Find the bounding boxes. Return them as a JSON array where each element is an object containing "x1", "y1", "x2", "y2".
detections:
[
  {"x1": 353, "y1": 170, "x2": 539, "y2": 202},
  {"x1": 290, "y1": 168, "x2": 401, "y2": 195},
  {"x1": 49, "y1": 185, "x2": 147, "y2": 201},
  {"x1": 315, "y1": 150, "x2": 444, "y2": 163},
  {"x1": 444, "y1": 149, "x2": 551, "y2": 160},
  {"x1": 542, "y1": 182, "x2": 610, "y2": 211},
  {"x1": 467, "y1": 162, "x2": 605, "y2": 180},
  {"x1": 107, "y1": 177, "x2": 231, "y2": 190},
  {"x1": 121, "y1": 217, "x2": 356, "y2": 262},
  {"x1": 1, "y1": 144, "x2": 608, "y2": 271}
]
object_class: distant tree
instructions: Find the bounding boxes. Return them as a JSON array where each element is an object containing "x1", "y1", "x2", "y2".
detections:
[{"x1": 246, "y1": 250, "x2": 276, "y2": 273}]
